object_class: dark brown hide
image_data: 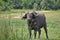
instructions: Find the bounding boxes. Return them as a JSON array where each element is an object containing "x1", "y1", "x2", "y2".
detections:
[{"x1": 22, "y1": 11, "x2": 48, "y2": 40}]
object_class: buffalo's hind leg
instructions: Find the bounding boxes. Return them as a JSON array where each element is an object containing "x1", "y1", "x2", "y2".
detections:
[{"x1": 44, "y1": 25, "x2": 49, "y2": 40}]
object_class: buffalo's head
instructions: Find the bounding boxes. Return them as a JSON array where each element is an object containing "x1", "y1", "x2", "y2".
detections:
[{"x1": 22, "y1": 11, "x2": 37, "y2": 21}]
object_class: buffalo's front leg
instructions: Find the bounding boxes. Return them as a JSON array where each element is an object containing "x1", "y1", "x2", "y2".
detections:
[
  {"x1": 28, "y1": 28, "x2": 32, "y2": 38},
  {"x1": 34, "y1": 30, "x2": 37, "y2": 39},
  {"x1": 28, "y1": 21, "x2": 32, "y2": 38},
  {"x1": 38, "y1": 29, "x2": 41, "y2": 39}
]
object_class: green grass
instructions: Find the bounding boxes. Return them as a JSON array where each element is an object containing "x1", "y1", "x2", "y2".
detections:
[
  {"x1": 0, "y1": 10, "x2": 60, "y2": 40},
  {"x1": 0, "y1": 9, "x2": 33, "y2": 14}
]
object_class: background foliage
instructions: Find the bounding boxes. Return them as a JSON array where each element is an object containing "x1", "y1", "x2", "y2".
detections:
[{"x1": 0, "y1": 0, "x2": 60, "y2": 11}]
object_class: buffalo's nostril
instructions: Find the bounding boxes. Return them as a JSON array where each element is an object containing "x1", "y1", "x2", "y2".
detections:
[{"x1": 27, "y1": 17, "x2": 31, "y2": 20}]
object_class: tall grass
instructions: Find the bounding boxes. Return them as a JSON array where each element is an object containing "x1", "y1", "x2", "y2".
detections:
[{"x1": 0, "y1": 10, "x2": 60, "y2": 40}]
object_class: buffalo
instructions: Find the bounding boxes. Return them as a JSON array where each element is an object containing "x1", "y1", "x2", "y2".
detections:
[{"x1": 22, "y1": 11, "x2": 48, "y2": 40}]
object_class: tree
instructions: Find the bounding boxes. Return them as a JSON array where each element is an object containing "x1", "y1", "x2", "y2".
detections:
[{"x1": 0, "y1": 0, "x2": 60, "y2": 11}]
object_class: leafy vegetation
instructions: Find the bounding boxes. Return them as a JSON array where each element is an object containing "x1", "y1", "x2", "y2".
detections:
[{"x1": 0, "y1": 0, "x2": 60, "y2": 11}]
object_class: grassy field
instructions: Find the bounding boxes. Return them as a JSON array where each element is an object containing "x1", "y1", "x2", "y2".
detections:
[{"x1": 0, "y1": 10, "x2": 60, "y2": 40}]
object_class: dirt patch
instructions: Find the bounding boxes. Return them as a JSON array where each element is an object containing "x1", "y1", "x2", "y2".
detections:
[{"x1": 0, "y1": 11, "x2": 51, "y2": 19}]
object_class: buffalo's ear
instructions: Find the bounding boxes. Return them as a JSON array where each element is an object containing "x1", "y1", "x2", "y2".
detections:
[
  {"x1": 22, "y1": 13, "x2": 27, "y2": 19},
  {"x1": 32, "y1": 12, "x2": 37, "y2": 19}
]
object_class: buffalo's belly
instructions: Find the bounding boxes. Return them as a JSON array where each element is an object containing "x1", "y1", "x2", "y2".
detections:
[
  {"x1": 32, "y1": 27, "x2": 36, "y2": 30},
  {"x1": 31, "y1": 26, "x2": 42, "y2": 31}
]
